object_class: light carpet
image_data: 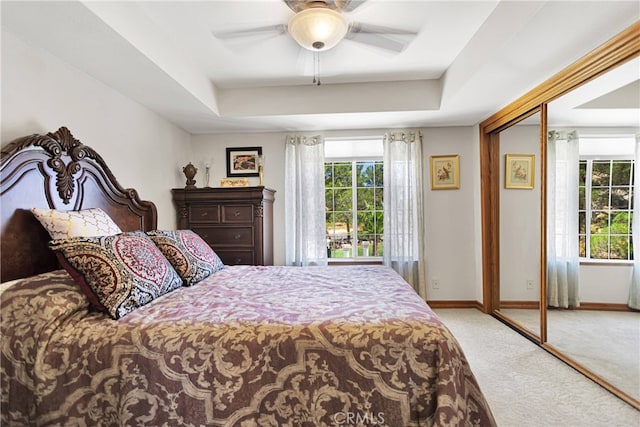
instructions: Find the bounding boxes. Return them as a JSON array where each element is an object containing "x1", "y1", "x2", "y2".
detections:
[
  {"x1": 499, "y1": 308, "x2": 640, "y2": 400},
  {"x1": 433, "y1": 308, "x2": 640, "y2": 427}
]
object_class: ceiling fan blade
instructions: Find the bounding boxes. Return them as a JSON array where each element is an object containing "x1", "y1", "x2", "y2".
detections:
[
  {"x1": 284, "y1": 0, "x2": 367, "y2": 13},
  {"x1": 345, "y1": 22, "x2": 417, "y2": 52},
  {"x1": 331, "y1": 0, "x2": 367, "y2": 12},
  {"x1": 350, "y1": 22, "x2": 418, "y2": 37},
  {"x1": 213, "y1": 24, "x2": 288, "y2": 40}
]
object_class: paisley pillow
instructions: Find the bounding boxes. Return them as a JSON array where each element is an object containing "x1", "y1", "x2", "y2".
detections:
[
  {"x1": 147, "y1": 230, "x2": 224, "y2": 286},
  {"x1": 31, "y1": 207, "x2": 122, "y2": 239},
  {"x1": 49, "y1": 232, "x2": 183, "y2": 319}
]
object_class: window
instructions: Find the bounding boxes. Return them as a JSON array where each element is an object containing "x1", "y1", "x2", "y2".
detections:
[
  {"x1": 579, "y1": 136, "x2": 635, "y2": 260},
  {"x1": 324, "y1": 137, "x2": 383, "y2": 259}
]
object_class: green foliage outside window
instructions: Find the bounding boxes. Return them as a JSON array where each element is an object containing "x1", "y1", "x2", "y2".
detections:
[
  {"x1": 579, "y1": 159, "x2": 634, "y2": 260},
  {"x1": 325, "y1": 160, "x2": 383, "y2": 258}
]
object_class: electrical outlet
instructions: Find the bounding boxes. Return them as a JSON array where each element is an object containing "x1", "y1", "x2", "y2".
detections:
[
  {"x1": 432, "y1": 279, "x2": 440, "y2": 289},
  {"x1": 526, "y1": 279, "x2": 534, "y2": 290}
]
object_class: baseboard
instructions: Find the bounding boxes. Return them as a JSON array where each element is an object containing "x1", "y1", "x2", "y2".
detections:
[
  {"x1": 427, "y1": 300, "x2": 483, "y2": 310},
  {"x1": 499, "y1": 300, "x2": 540, "y2": 309},
  {"x1": 426, "y1": 300, "x2": 634, "y2": 312},
  {"x1": 574, "y1": 302, "x2": 635, "y2": 312}
]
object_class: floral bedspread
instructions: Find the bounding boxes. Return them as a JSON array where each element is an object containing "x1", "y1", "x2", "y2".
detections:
[{"x1": 1, "y1": 265, "x2": 495, "y2": 426}]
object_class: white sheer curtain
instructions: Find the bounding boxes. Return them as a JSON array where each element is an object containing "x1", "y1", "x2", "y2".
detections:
[
  {"x1": 383, "y1": 130, "x2": 427, "y2": 298},
  {"x1": 629, "y1": 135, "x2": 640, "y2": 309},
  {"x1": 284, "y1": 135, "x2": 328, "y2": 266},
  {"x1": 547, "y1": 130, "x2": 580, "y2": 308}
]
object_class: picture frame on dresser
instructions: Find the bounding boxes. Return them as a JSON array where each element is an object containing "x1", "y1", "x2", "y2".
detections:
[{"x1": 226, "y1": 147, "x2": 262, "y2": 177}]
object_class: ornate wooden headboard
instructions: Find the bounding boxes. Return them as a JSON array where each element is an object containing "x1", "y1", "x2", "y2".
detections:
[{"x1": 0, "y1": 127, "x2": 157, "y2": 282}]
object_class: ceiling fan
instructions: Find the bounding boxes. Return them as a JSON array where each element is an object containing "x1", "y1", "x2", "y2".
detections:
[{"x1": 213, "y1": 0, "x2": 418, "y2": 55}]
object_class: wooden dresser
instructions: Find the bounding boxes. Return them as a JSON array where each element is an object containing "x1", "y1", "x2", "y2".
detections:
[{"x1": 171, "y1": 187, "x2": 275, "y2": 266}]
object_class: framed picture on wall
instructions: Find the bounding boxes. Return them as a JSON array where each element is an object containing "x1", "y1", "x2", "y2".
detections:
[
  {"x1": 505, "y1": 154, "x2": 535, "y2": 189},
  {"x1": 226, "y1": 146, "x2": 262, "y2": 177},
  {"x1": 430, "y1": 154, "x2": 460, "y2": 190}
]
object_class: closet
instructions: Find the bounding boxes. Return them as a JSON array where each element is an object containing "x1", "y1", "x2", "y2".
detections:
[{"x1": 479, "y1": 22, "x2": 639, "y2": 409}]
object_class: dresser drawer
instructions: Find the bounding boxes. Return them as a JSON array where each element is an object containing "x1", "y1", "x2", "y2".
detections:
[
  {"x1": 216, "y1": 250, "x2": 254, "y2": 265},
  {"x1": 190, "y1": 205, "x2": 220, "y2": 223},
  {"x1": 221, "y1": 205, "x2": 253, "y2": 223},
  {"x1": 192, "y1": 226, "x2": 253, "y2": 246}
]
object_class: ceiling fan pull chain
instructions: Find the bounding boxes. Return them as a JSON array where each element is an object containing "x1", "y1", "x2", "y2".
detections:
[
  {"x1": 313, "y1": 50, "x2": 317, "y2": 85},
  {"x1": 314, "y1": 51, "x2": 321, "y2": 86}
]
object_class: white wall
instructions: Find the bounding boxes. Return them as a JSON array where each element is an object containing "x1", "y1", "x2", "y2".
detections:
[
  {"x1": 580, "y1": 264, "x2": 632, "y2": 304},
  {"x1": 500, "y1": 123, "x2": 541, "y2": 301},
  {"x1": 1, "y1": 30, "x2": 192, "y2": 229},
  {"x1": 423, "y1": 127, "x2": 483, "y2": 301}
]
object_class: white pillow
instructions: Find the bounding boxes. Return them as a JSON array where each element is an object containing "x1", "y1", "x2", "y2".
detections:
[{"x1": 31, "y1": 207, "x2": 122, "y2": 239}]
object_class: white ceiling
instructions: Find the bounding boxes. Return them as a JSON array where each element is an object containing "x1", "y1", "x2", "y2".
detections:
[{"x1": 2, "y1": 0, "x2": 638, "y2": 134}]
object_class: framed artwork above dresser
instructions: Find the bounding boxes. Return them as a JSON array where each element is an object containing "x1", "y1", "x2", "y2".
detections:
[{"x1": 171, "y1": 186, "x2": 275, "y2": 265}]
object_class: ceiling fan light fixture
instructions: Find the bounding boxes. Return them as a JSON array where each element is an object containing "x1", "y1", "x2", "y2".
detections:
[{"x1": 288, "y1": 7, "x2": 348, "y2": 51}]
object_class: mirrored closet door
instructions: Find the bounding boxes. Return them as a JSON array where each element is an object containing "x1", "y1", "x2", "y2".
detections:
[{"x1": 480, "y1": 22, "x2": 639, "y2": 409}]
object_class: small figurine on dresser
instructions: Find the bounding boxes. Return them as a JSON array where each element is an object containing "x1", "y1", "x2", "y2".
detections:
[{"x1": 183, "y1": 162, "x2": 197, "y2": 189}]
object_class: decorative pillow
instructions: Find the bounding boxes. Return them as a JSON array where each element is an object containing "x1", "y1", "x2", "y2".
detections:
[
  {"x1": 31, "y1": 207, "x2": 122, "y2": 239},
  {"x1": 49, "y1": 232, "x2": 183, "y2": 319},
  {"x1": 147, "y1": 230, "x2": 224, "y2": 286}
]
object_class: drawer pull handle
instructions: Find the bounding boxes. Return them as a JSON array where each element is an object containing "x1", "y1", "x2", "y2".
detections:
[
  {"x1": 201, "y1": 212, "x2": 208, "y2": 217},
  {"x1": 234, "y1": 233, "x2": 242, "y2": 240},
  {"x1": 234, "y1": 210, "x2": 241, "y2": 217}
]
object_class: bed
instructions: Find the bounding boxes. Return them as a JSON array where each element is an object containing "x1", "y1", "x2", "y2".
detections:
[{"x1": 0, "y1": 127, "x2": 496, "y2": 426}]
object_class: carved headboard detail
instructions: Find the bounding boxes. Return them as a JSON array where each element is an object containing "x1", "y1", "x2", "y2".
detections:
[{"x1": 1, "y1": 127, "x2": 158, "y2": 282}]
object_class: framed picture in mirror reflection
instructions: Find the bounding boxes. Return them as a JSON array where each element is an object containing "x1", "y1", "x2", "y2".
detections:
[{"x1": 505, "y1": 154, "x2": 535, "y2": 189}]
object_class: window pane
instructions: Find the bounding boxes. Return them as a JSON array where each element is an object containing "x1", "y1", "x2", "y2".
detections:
[
  {"x1": 590, "y1": 235, "x2": 609, "y2": 259},
  {"x1": 375, "y1": 163, "x2": 383, "y2": 186},
  {"x1": 610, "y1": 211, "x2": 631, "y2": 232},
  {"x1": 578, "y1": 211, "x2": 586, "y2": 234},
  {"x1": 333, "y1": 163, "x2": 352, "y2": 187},
  {"x1": 334, "y1": 211, "x2": 352, "y2": 234},
  {"x1": 610, "y1": 236, "x2": 630, "y2": 259},
  {"x1": 356, "y1": 162, "x2": 375, "y2": 187},
  {"x1": 357, "y1": 235, "x2": 375, "y2": 257},
  {"x1": 579, "y1": 161, "x2": 587, "y2": 186},
  {"x1": 325, "y1": 189, "x2": 334, "y2": 211},
  {"x1": 579, "y1": 235, "x2": 586, "y2": 257},
  {"x1": 357, "y1": 188, "x2": 375, "y2": 210},
  {"x1": 590, "y1": 212, "x2": 609, "y2": 234},
  {"x1": 375, "y1": 188, "x2": 384, "y2": 210},
  {"x1": 326, "y1": 212, "x2": 335, "y2": 234},
  {"x1": 591, "y1": 188, "x2": 610, "y2": 210},
  {"x1": 611, "y1": 161, "x2": 632, "y2": 186},
  {"x1": 611, "y1": 187, "x2": 631, "y2": 209},
  {"x1": 334, "y1": 188, "x2": 352, "y2": 211},
  {"x1": 357, "y1": 211, "x2": 375, "y2": 235},
  {"x1": 579, "y1": 186, "x2": 586, "y2": 210},
  {"x1": 375, "y1": 211, "x2": 384, "y2": 234},
  {"x1": 591, "y1": 161, "x2": 611, "y2": 186},
  {"x1": 325, "y1": 164, "x2": 333, "y2": 186}
]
